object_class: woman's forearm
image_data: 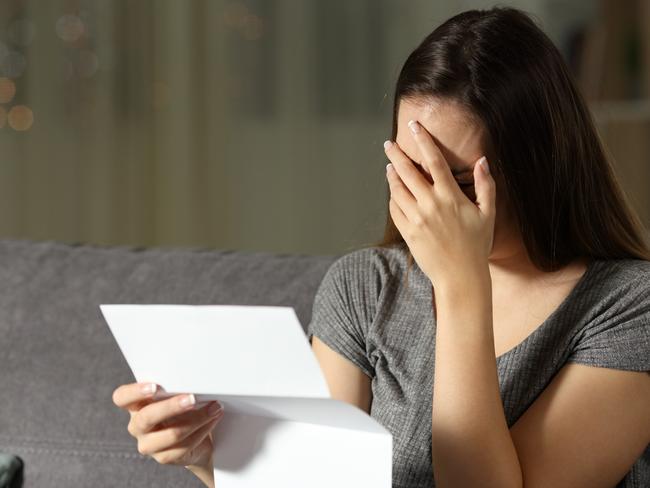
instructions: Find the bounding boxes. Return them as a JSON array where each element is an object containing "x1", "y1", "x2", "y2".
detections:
[
  {"x1": 430, "y1": 267, "x2": 522, "y2": 488},
  {"x1": 186, "y1": 463, "x2": 215, "y2": 488}
]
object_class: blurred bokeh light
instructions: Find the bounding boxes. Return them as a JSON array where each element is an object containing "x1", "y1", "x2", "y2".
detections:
[
  {"x1": 56, "y1": 14, "x2": 85, "y2": 43},
  {"x1": 8, "y1": 105, "x2": 33, "y2": 131},
  {"x1": 0, "y1": 77, "x2": 16, "y2": 103}
]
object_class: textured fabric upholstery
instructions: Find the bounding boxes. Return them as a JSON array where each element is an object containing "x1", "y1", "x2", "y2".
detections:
[{"x1": 0, "y1": 239, "x2": 336, "y2": 487}]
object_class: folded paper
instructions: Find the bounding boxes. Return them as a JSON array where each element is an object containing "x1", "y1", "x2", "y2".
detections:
[{"x1": 101, "y1": 304, "x2": 392, "y2": 487}]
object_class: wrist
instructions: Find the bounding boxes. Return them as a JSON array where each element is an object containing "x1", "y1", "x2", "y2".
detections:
[{"x1": 431, "y1": 263, "x2": 491, "y2": 298}]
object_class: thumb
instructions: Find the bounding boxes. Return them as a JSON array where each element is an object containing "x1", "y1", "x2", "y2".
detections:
[{"x1": 473, "y1": 156, "x2": 496, "y2": 219}]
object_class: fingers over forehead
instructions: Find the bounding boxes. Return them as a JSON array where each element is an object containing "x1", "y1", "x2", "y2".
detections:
[
  {"x1": 408, "y1": 120, "x2": 456, "y2": 188},
  {"x1": 385, "y1": 140, "x2": 433, "y2": 202}
]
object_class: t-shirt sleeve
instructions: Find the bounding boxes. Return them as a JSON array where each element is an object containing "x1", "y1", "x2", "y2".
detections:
[
  {"x1": 306, "y1": 250, "x2": 378, "y2": 378},
  {"x1": 566, "y1": 276, "x2": 650, "y2": 372}
]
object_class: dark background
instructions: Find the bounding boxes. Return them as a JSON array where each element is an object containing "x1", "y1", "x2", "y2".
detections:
[{"x1": 0, "y1": 0, "x2": 647, "y2": 255}]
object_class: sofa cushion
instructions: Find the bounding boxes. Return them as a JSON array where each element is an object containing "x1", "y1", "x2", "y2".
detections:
[{"x1": 0, "y1": 239, "x2": 337, "y2": 487}]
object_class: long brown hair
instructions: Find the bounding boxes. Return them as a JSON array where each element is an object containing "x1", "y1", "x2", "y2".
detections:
[{"x1": 361, "y1": 6, "x2": 650, "y2": 279}]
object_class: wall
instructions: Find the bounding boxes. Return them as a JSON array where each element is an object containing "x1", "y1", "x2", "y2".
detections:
[{"x1": 0, "y1": 0, "x2": 647, "y2": 255}]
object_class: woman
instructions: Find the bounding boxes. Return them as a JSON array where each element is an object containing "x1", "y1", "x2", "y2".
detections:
[{"x1": 112, "y1": 6, "x2": 650, "y2": 487}]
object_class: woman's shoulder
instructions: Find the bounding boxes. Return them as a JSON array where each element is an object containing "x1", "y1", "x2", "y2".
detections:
[
  {"x1": 578, "y1": 256, "x2": 650, "y2": 333},
  {"x1": 595, "y1": 256, "x2": 650, "y2": 280},
  {"x1": 591, "y1": 257, "x2": 650, "y2": 299},
  {"x1": 325, "y1": 243, "x2": 410, "y2": 279},
  {"x1": 316, "y1": 244, "x2": 413, "y2": 302},
  {"x1": 567, "y1": 257, "x2": 650, "y2": 372}
]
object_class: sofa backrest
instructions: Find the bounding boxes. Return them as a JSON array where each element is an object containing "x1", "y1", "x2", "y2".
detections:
[{"x1": 0, "y1": 239, "x2": 336, "y2": 487}]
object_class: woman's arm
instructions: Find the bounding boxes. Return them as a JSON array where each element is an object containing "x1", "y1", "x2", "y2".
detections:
[
  {"x1": 311, "y1": 336, "x2": 372, "y2": 413},
  {"x1": 431, "y1": 269, "x2": 522, "y2": 488}
]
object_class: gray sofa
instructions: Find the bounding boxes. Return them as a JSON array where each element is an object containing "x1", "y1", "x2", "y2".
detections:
[{"x1": 0, "y1": 239, "x2": 337, "y2": 487}]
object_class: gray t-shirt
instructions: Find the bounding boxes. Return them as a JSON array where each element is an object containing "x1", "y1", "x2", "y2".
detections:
[{"x1": 306, "y1": 244, "x2": 650, "y2": 488}]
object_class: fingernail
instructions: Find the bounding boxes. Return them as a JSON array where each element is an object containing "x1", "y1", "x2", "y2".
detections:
[
  {"x1": 179, "y1": 394, "x2": 196, "y2": 408},
  {"x1": 141, "y1": 383, "x2": 157, "y2": 395},
  {"x1": 408, "y1": 120, "x2": 420, "y2": 134},
  {"x1": 383, "y1": 140, "x2": 392, "y2": 150},
  {"x1": 479, "y1": 156, "x2": 489, "y2": 175},
  {"x1": 386, "y1": 163, "x2": 393, "y2": 172},
  {"x1": 208, "y1": 402, "x2": 223, "y2": 416}
]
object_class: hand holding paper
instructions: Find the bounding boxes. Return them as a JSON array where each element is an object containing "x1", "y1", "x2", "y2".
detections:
[
  {"x1": 101, "y1": 304, "x2": 392, "y2": 488},
  {"x1": 111, "y1": 380, "x2": 224, "y2": 470}
]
